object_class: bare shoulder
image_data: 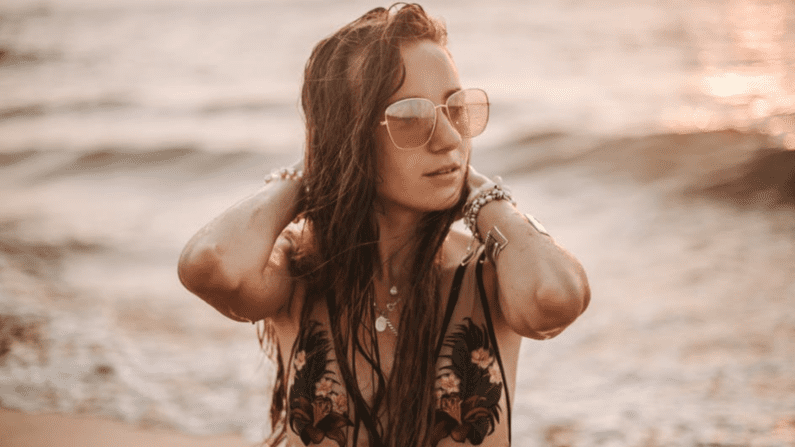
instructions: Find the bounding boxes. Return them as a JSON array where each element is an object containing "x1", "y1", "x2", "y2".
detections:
[{"x1": 441, "y1": 227, "x2": 472, "y2": 270}]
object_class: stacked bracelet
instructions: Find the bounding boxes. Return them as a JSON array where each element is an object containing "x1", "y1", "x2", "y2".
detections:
[
  {"x1": 463, "y1": 183, "x2": 516, "y2": 241},
  {"x1": 264, "y1": 167, "x2": 303, "y2": 184}
]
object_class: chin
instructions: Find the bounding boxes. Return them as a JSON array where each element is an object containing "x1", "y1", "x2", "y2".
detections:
[{"x1": 422, "y1": 189, "x2": 464, "y2": 212}]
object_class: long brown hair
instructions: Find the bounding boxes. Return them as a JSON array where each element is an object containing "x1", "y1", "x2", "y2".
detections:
[{"x1": 270, "y1": 4, "x2": 468, "y2": 446}]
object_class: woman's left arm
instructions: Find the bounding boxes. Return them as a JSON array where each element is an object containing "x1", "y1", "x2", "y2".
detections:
[{"x1": 469, "y1": 167, "x2": 590, "y2": 340}]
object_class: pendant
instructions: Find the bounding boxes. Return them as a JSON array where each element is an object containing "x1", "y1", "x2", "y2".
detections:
[
  {"x1": 389, "y1": 285, "x2": 398, "y2": 296},
  {"x1": 375, "y1": 315, "x2": 388, "y2": 332}
]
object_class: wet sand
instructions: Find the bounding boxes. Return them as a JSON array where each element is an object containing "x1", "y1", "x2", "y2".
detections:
[{"x1": 0, "y1": 408, "x2": 250, "y2": 447}]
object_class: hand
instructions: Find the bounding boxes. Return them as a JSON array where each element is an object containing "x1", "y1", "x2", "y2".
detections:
[
  {"x1": 466, "y1": 165, "x2": 501, "y2": 204},
  {"x1": 456, "y1": 165, "x2": 490, "y2": 221},
  {"x1": 467, "y1": 164, "x2": 491, "y2": 190}
]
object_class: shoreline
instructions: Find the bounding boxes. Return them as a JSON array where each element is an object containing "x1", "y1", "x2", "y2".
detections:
[{"x1": 0, "y1": 408, "x2": 253, "y2": 447}]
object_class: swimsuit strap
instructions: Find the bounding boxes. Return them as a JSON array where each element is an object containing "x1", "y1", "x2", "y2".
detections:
[
  {"x1": 434, "y1": 258, "x2": 470, "y2": 359},
  {"x1": 476, "y1": 251, "x2": 512, "y2": 444}
]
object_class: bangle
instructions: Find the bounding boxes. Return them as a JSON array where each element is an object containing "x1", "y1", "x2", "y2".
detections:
[
  {"x1": 265, "y1": 167, "x2": 303, "y2": 184},
  {"x1": 463, "y1": 184, "x2": 516, "y2": 241},
  {"x1": 484, "y1": 225, "x2": 509, "y2": 262}
]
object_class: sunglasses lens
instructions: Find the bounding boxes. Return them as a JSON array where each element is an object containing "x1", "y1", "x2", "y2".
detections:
[
  {"x1": 385, "y1": 99, "x2": 436, "y2": 149},
  {"x1": 448, "y1": 89, "x2": 489, "y2": 138},
  {"x1": 383, "y1": 89, "x2": 489, "y2": 150}
]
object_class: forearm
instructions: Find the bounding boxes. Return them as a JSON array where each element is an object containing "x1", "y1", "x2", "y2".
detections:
[
  {"x1": 475, "y1": 199, "x2": 590, "y2": 337},
  {"x1": 178, "y1": 175, "x2": 302, "y2": 296}
]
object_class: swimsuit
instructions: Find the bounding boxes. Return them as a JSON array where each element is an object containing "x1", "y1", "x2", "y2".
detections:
[{"x1": 269, "y1": 251, "x2": 512, "y2": 446}]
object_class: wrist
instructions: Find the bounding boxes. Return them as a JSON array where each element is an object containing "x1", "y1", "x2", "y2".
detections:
[
  {"x1": 463, "y1": 183, "x2": 516, "y2": 241},
  {"x1": 265, "y1": 166, "x2": 303, "y2": 184},
  {"x1": 474, "y1": 199, "x2": 514, "y2": 236}
]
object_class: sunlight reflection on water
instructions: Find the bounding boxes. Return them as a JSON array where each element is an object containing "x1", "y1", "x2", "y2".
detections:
[{"x1": 664, "y1": 0, "x2": 795, "y2": 147}]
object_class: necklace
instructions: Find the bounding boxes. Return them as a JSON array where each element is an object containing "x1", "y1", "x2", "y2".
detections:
[
  {"x1": 374, "y1": 249, "x2": 409, "y2": 335},
  {"x1": 374, "y1": 282, "x2": 401, "y2": 335}
]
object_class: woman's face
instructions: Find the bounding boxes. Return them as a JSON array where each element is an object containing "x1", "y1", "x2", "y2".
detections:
[{"x1": 374, "y1": 40, "x2": 470, "y2": 215}]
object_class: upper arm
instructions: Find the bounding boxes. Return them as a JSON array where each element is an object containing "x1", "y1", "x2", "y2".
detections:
[
  {"x1": 234, "y1": 228, "x2": 298, "y2": 321},
  {"x1": 482, "y1": 257, "x2": 577, "y2": 341},
  {"x1": 179, "y1": 226, "x2": 300, "y2": 323}
]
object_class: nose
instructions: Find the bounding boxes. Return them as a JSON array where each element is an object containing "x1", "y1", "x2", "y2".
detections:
[{"x1": 427, "y1": 105, "x2": 462, "y2": 154}]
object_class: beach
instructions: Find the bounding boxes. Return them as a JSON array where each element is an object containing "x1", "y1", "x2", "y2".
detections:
[
  {"x1": 3, "y1": 129, "x2": 794, "y2": 446},
  {"x1": 0, "y1": 408, "x2": 248, "y2": 447},
  {"x1": 2, "y1": 0, "x2": 795, "y2": 445}
]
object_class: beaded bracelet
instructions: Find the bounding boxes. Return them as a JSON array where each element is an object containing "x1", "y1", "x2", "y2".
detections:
[
  {"x1": 463, "y1": 183, "x2": 516, "y2": 241},
  {"x1": 264, "y1": 167, "x2": 303, "y2": 184}
]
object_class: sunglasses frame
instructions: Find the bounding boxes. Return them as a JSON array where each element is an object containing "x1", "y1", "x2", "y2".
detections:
[{"x1": 379, "y1": 88, "x2": 489, "y2": 150}]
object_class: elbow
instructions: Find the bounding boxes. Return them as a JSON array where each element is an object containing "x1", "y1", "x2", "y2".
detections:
[
  {"x1": 537, "y1": 281, "x2": 589, "y2": 329},
  {"x1": 513, "y1": 268, "x2": 590, "y2": 339},
  {"x1": 178, "y1": 243, "x2": 278, "y2": 323},
  {"x1": 179, "y1": 243, "x2": 225, "y2": 294},
  {"x1": 178, "y1": 243, "x2": 242, "y2": 304}
]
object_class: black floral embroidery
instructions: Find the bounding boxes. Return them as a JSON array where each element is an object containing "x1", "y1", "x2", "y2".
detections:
[
  {"x1": 289, "y1": 320, "x2": 353, "y2": 446},
  {"x1": 431, "y1": 318, "x2": 502, "y2": 446}
]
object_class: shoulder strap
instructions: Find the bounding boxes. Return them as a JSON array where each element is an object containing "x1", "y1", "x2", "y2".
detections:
[
  {"x1": 476, "y1": 252, "x2": 512, "y2": 444},
  {"x1": 434, "y1": 260, "x2": 469, "y2": 359}
]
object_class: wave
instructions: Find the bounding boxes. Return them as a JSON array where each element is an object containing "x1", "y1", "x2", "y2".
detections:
[
  {"x1": 0, "y1": 49, "x2": 46, "y2": 67},
  {"x1": 0, "y1": 100, "x2": 135, "y2": 121},
  {"x1": 197, "y1": 100, "x2": 295, "y2": 115},
  {"x1": 0, "y1": 145, "x2": 291, "y2": 186},
  {"x1": 0, "y1": 218, "x2": 105, "y2": 279},
  {"x1": 0, "y1": 98, "x2": 294, "y2": 122}
]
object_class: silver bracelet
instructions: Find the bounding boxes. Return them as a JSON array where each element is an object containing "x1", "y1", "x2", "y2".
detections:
[
  {"x1": 264, "y1": 167, "x2": 303, "y2": 184},
  {"x1": 463, "y1": 184, "x2": 516, "y2": 241},
  {"x1": 484, "y1": 225, "x2": 509, "y2": 262}
]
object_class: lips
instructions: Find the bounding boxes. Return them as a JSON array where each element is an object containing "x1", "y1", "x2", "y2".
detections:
[{"x1": 424, "y1": 163, "x2": 460, "y2": 176}]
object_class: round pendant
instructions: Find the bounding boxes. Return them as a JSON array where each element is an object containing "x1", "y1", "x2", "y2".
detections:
[
  {"x1": 389, "y1": 285, "x2": 398, "y2": 296},
  {"x1": 375, "y1": 315, "x2": 388, "y2": 332}
]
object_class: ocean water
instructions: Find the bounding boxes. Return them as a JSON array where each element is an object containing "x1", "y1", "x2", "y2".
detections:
[{"x1": 1, "y1": 0, "x2": 794, "y2": 444}]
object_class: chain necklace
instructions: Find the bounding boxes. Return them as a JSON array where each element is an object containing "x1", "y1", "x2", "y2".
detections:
[
  {"x1": 374, "y1": 283, "x2": 401, "y2": 335},
  {"x1": 374, "y1": 247, "x2": 410, "y2": 335}
]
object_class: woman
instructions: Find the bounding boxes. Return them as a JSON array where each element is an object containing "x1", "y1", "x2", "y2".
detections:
[{"x1": 178, "y1": 4, "x2": 589, "y2": 446}]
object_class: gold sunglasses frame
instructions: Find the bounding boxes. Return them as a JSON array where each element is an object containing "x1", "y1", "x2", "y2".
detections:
[{"x1": 379, "y1": 88, "x2": 489, "y2": 150}]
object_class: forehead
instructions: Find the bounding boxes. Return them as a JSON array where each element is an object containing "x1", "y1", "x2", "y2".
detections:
[{"x1": 391, "y1": 40, "x2": 461, "y2": 103}]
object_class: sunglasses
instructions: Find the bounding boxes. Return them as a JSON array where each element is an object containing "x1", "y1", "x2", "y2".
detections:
[{"x1": 380, "y1": 88, "x2": 489, "y2": 150}]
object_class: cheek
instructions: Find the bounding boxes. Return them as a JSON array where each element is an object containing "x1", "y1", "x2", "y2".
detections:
[
  {"x1": 383, "y1": 153, "x2": 422, "y2": 194},
  {"x1": 380, "y1": 147, "x2": 421, "y2": 177},
  {"x1": 405, "y1": 152, "x2": 423, "y2": 171}
]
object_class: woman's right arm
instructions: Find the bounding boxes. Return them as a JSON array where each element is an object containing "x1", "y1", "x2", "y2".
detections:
[{"x1": 177, "y1": 167, "x2": 303, "y2": 323}]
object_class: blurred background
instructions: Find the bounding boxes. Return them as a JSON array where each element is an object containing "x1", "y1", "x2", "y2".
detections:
[{"x1": 1, "y1": 0, "x2": 794, "y2": 445}]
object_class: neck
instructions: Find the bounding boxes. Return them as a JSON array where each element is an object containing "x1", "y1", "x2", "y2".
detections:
[{"x1": 375, "y1": 201, "x2": 423, "y2": 284}]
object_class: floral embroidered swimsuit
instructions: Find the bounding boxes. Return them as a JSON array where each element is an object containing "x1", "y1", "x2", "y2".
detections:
[{"x1": 274, "y1": 252, "x2": 512, "y2": 447}]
